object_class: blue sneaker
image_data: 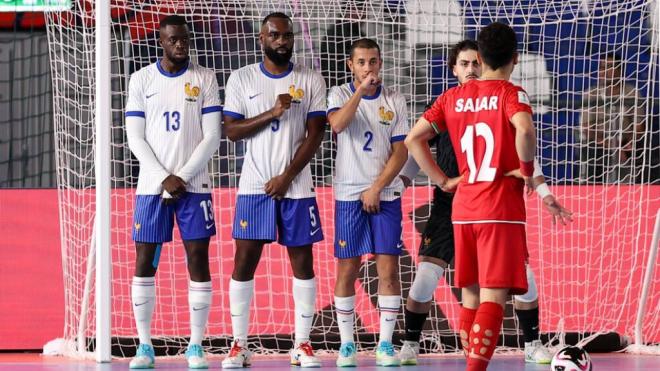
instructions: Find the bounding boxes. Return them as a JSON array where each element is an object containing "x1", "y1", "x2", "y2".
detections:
[
  {"x1": 185, "y1": 343, "x2": 208, "y2": 369},
  {"x1": 375, "y1": 341, "x2": 400, "y2": 367},
  {"x1": 130, "y1": 343, "x2": 155, "y2": 369},
  {"x1": 336, "y1": 342, "x2": 357, "y2": 367}
]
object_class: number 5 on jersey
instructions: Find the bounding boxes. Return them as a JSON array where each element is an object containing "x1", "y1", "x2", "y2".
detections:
[{"x1": 460, "y1": 123, "x2": 496, "y2": 183}]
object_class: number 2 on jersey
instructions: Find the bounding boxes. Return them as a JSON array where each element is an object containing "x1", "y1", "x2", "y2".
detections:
[
  {"x1": 460, "y1": 122, "x2": 496, "y2": 183},
  {"x1": 363, "y1": 131, "x2": 373, "y2": 152},
  {"x1": 163, "y1": 111, "x2": 180, "y2": 131}
]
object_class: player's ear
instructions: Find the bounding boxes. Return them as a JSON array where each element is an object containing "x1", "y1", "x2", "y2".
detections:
[
  {"x1": 476, "y1": 52, "x2": 483, "y2": 66},
  {"x1": 513, "y1": 52, "x2": 519, "y2": 65},
  {"x1": 347, "y1": 57, "x2": 354, "y2": 72}
]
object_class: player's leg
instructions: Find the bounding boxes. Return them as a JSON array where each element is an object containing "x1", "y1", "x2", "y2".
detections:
[
  {"x1": 371, "y1": 198, "x2": 403, "y2": 367},
  {"x1": 513, "y1": 264, "x2": 552, "y2": 364},
  {"x1": 224, "y1": 194, "x2": 276, "y2": 369},
  {"x1": 333, "y1": 200, "x2": 372, "y2": 367},
  {"x1": 402, "y1": 200, "x2": 454, "y2": 365},
  {"x1": 175, "y1": 192, "x2": 216, "y2": 368},
  {"x1": 278, "y1": 197, "x2": 323, "y2": 368},
  {"x1": 465, "y1": 223, "x2": 528, "y2": 371},
  {"x1": 334, "y1": 257, "x2": 361, "y2": 367},
  {"x1": 452, "y1": 224, "x2": 480, "y2": 361},
  {"x1": 130, "y1": 195, "x2": 175, "y2": 369}
]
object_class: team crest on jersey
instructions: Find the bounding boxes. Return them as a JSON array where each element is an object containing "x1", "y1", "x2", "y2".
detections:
[
  {"x1": 339, "y1": 240, "x2": 347, "y2": 248},
  {"x1": 134, "y1": 223, "x2": 141, "y2": 231},
  {"x1": 185, "y1": 82, "x2": 200, "y2": 102},
  {"x1": 240, "y1": 219, "x2": 248, "y2": 230},
  {"x1": 288, "y1": 85, "x2": 304, "y2": 103},
  {"x1": 378, "y1": 106, "x2": 395, "y2": 125},
  {"x1": 424, "y1": 237, "x2": 431, "y2": 246}
]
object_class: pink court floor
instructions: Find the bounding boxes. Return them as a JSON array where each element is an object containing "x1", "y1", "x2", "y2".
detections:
[{"x1": 0, "y1": 353, "x2": 659, "y2": 370}]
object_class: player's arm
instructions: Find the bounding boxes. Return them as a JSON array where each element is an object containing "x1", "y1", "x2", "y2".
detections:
[
  {"x1": 327, "y1": 73, "x2": 379, "y2": 133},
  {"x1": 361, "y1": 141, "x2": 408, "y2": 213},
  {"x1": 125, "y1": 75, "x2": 185, "y2": 197},
  {"x1": 224, "y1": 94, "x2": 291, "y2": 141},
  {"x1": 509, "y1": 111, "x2": 536, "y2": 191},
  {"x1": 405, "y1": 116, "x2": 451, "y2": 191},
  {"x1": 529, "y1": 160, "x2": 573, "y2": 225},
  {"x1": 176, "y1": 72, "x2": 222, "y2": 182},
  {"x1": 265, "y1": 114, "x2": 326, "y2": 199},
  {"x1": 264, "y1": 73, "x2": 328, "y2": 199}
]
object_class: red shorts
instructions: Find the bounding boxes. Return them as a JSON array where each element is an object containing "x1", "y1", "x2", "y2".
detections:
[{"x1": 453, "y1": 223, "x2": 528, "y2": 295}]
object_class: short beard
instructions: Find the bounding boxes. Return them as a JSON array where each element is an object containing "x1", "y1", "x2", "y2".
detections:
[
  {"x1": 166, "y1": 52, "x2": 189, "y2": 66},
  {"x1": 264, "y1": 46, "x2": 292, "y2": 66}
]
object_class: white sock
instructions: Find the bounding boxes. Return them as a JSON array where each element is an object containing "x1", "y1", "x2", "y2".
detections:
[
  {"x1": 334, "y1": 295, "x2": 355, "y2": 345},
  {"x1": 132, "y1": 276, "x2": 156, "y2": 346},
  {"x1": 378, "y1": 295, "x2": 400, "y2": 343},
  {"x1": 293, "y1": 277, "x2": 317, "y2": 346},
  {"x1": 229, "y1": 278, "x2": 254, "y2": 344},
  {"x1": 189, "y1": 280, "x2": 212, "y2": 346}
]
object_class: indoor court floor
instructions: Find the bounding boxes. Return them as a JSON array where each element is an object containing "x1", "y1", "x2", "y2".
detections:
[{"x1": 1, "y1": 353, "x2": 659, "y2": 370}]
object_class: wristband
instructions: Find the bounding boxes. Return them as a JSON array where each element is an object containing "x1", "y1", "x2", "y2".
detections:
[
  {"x1": 520, "y1": 160, "x2": 534, "y2": 177},
  {"x1": 535, "y1": 183, "x2": 552, "y2": 199}
]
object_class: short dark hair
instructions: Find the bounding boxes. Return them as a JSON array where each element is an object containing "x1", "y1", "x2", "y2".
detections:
[
  {"x1": 448, "y1": 39, "x2": 478, "y2": 69},
  {"x1": 160, "y1": 15, "x2": 188, "y2": 29},
  {"x1": 262, "y1": 12, "x2": 292, "y2": 25},
  {"x1": 349, "y1": 38, "x2": 381, "y2": 59},
  {"x1": 477, "y1": 22, "x2": 518, "y2": 70}
]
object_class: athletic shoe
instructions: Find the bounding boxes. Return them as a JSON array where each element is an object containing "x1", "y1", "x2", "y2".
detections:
[
  {"x1": 524, "y1": 340, "x2": 552, "y2": 364},
  {"x1": 290, "y1": 341, "x2": 321, "y2": 367},
  {"x1": 336, "y1": 342, "x2": 358, "y2": 367},
  {"x1": 129, "y1": 343, "x2": 155, "y2": 369},
  {"x1": 375, "y1": 341, "x2": 400, "y2": 367},
  {"x1": 399, "y1": 340, "x2": 419, "y2": 366},
  {"x1": 185, "y1": 344, "x2": 208, "y2": 369},
  {"x1": 222, "y1": 340, "x2": 253, "y2": 369}
]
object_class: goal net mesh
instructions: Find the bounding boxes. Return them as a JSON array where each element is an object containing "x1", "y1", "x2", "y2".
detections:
[{"x1": 45, "y1": 0, "x2": 660, "y2": 357}]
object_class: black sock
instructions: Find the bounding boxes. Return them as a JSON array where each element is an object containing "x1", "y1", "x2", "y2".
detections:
[
  {"x1": 404, "y1": 307, "x2": 428, "y2": 342},
  {"x1": 516, "y1": 307, "x2": 540, "y2": 343}
]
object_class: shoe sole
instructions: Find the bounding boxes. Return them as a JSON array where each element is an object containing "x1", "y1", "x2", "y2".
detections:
[
  {"x1": 129, "y1": 366, "x2": 154, "y2": 369},
  {"x1": 400, "y1": 359, "x2": 417, "y2": 366}
]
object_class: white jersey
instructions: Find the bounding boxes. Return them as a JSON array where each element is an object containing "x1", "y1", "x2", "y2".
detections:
[
  {"x1": 223, "y1": 62, "x2": 327, "y2": 198},
  {"x1": 328, "y1": 83, "x2": 409, "y2": 201},
  {"x1": 125, "y1": 60, "x2": 221, "y2": 195}
]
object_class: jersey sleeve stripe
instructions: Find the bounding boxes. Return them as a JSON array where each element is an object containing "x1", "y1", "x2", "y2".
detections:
[
  {"x1": 390, "y1": 135, "x2": 406, "y2": 143},
  {"x1": 327, "y1": 107, "x2": 340, "y2": 114},
  {"x1": 201, "y1": 105, "x2": 222, "y2": 114},
  {"x1": 125, "y1": 111, "x2": 145, "y2": 118},
  {"x1": 223, "y1": 110, "x2": 245, "y2": 119},
  {"x1": 307, "y1": 111, "x2": 327, "y2": 119}
]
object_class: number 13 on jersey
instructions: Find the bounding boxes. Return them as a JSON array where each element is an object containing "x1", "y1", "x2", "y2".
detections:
[{"x1": 460, "y1": 122, "x2": 496, "y2": 183}]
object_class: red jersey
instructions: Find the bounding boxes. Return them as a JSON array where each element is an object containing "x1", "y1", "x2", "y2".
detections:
[{"x1": 423, "y1": 79, "x2": 533, "y2": 223}]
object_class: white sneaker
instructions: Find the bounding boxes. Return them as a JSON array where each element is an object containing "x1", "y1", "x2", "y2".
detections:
[
  {"x1": 222, "y1": 340, "x2": 253, "y2": 369},
  {"x1": 336, "y1": 342, "x2": 358, "y2": 367},
  {"x1": 375, "y1": 341, "x2": 400, "y2": 367},
  {"x1": 399, "y1": 341, "x2": 419, "y2": 366},
  {"x1": 524, "y1": 340, "x2": 552, "y2": 364},
  {"x1": 185, "y1": 344, "x2": 208, "y2": 369},
  {"x1": 290, "y1": 342, "x2": 321, "y2": 368},
  {"x1": 129, "y1": 343, "x2": 155, "y2": 369}
]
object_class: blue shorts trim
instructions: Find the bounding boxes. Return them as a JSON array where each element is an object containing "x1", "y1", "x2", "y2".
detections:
[
  {"x1": 334, "y1": 198, "x2": 403, "y2": 259},
  {"x1": 132, "y1": 193, "x2": 216, "y2": 243},
  {"x1": 232, "y1": 194, "x2": 323, "y2": 247}
]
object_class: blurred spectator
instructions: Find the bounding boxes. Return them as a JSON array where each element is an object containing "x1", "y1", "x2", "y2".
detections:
[
  {"x1": 579, "y1": 53, "x2": 646, "y2": 183},
  {"x1": 320, "y1": 1, "x2": 366, "y2": 88}
]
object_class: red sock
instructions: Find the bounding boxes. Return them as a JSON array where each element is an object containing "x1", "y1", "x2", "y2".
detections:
[
  {"x1": 458, "y1": 307, "x2": 477, "y2": 358},
  {"x1": 466, "y1": 301, "x2": 504, "y2": 371}
]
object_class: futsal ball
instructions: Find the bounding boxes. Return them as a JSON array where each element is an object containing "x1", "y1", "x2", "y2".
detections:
[{"x1": 551, "y1": 346, "x2": 593, "y2": 371}]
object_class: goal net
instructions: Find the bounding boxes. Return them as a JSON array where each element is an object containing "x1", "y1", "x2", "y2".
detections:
[{"x1": 45, "y1": 0, "x2": 660, "y2": 357}]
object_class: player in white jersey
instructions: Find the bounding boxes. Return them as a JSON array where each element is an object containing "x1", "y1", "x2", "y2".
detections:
[
  {"x1": 398, "y1": 40, "x2": 573, "y2": 366},
  {"x1": 124, "y1": 15, "x2": 221, "y2": 369},
  {"x1": 221, "y1": 13, "x2": 327, "y2": 369},
  {"x1": 327, "y1": 39, "x2": 409, "y2": 367}
]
